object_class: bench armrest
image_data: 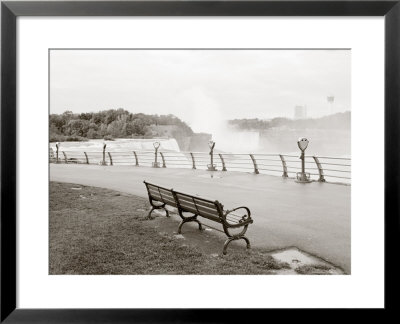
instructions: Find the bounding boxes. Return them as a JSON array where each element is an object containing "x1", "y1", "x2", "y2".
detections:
[{"x1": 224, "y1": 206, "x2": 252, "y2": 224}]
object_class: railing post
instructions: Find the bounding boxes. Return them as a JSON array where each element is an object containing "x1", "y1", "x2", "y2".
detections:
[
  {"x1": 133, "y1": 151, "x2": 139, "y2": 166},
  {"x1": 152, "y1": 142, "x2": 160, "y2": 168},
  {"x1": 295, "y1": 138, "x2": 312, "y2": 183},
  {"x1": 101, "y1": 142, "x2": 107, "y2": 165},
  {"x1": 84, "y1": 152, "x2": 89, "y2": 164},
  {"x1": 249, "y1": 154, "x2": 259, "y2": 174},
  {"x1": 62, "y1": 151, "x2": 68, "y2": 164},
  {"x1": 159, "y1": 152, "x2": 166, "y2": 168},
  {"x1": 219, "y1": 153, "x2": 227, "y2": 171},
  {"x1": 313, "y1": 156, "x2": 326, "y2": 182},
  {"x1": 55, "y1": 143, "x2": 60, "y2": 163},
  {"x1": 190, "y1": 152, "x2": 196, "y2": 169},
  {"x1": 279, "y1": 154, "x2": 288, "y2": 178},
  {"x1": 108, "y1": 152, "x2": 113, "y2": 166},
  {"x1": 207, "y1": 141, "x2": 217, "y2": 171}
]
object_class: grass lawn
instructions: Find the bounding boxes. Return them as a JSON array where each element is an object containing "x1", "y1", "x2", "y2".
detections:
[{"x1": 50, "y1": 181, "x2": 290, "y2": 275}]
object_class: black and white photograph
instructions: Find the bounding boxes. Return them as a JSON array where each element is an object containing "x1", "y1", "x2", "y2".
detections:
[{"x1": 49, "y1": 49, "x2": 351, "y2": 275}]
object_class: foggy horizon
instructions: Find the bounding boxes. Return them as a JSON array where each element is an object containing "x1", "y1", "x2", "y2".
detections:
[
  {"x1": 50, "y1": 49, "x2": 351, "y2": 134},
  {"x1": 52, "y1": 107, "x2": 351, "y2": 120}
]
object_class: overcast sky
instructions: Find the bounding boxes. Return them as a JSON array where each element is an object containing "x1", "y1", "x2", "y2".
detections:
[{"x1": 50, "y1": 49, "x2": 350, "y2": 133}]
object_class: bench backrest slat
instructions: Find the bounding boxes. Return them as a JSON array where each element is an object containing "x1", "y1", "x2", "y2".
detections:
[
  {"x1": 174, "y1": 193, "x2": 198, "y2": 212},
  {"x1": 197, "y1": 204, "x2": 219, "y2": 215},
  {"x1": 144, "y1": 181, "x2": 223, "y2": 221},
  {"x1": 158, "y1": 188, "x2": 176, "y2": 206},
  {"x1": 160, "y1": 197, "x2": 176, "y2": 206},
  {"x1": 148, "y1": 187, "x2": 162, "y2": 198},
  {"x1": 174, "y1": 192, "x2": 221, "y2": 222},
  {"x1": 176, "y1": 195, "x2": 217, "y2": 209},
  {"x1": 177, "y1": 199, "x2": 218, "y2": 213},
  {"x1": 177, "y1": 203, "x2": 221, "y2": 223},
  {"x1": 144, "y1": 182, "x2": 177, "y2": 207}
]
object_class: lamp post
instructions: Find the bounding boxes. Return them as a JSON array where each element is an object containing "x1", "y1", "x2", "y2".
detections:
[
  {"x1": 152, "y1": 141, "x2": 161, "y2": 168},
  {"x1": 101, "y1": 142, "x2": 107, "y2": 165},
  {"x1": 295, "y1": 137, "x2": 312, "y2": 183},
  {"x1": 55, "y1": 142, "x2": 60, "y2": 163},
  {"x1": 207, "y1": 140, "x2": 217, "y2": 171}
]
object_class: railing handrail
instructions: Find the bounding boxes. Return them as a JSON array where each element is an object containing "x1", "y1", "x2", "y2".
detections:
[
  {"x1": 50, "y1": 149, "x2": 351, "y2": 184},
  {"x1": 305, "y1": 155, "x2": 351, "y2": 161}
]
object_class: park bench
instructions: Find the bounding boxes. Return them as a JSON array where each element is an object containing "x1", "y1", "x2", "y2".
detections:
[{"x1": 143, "y1": 181, "x2": 253, "y2": 254}]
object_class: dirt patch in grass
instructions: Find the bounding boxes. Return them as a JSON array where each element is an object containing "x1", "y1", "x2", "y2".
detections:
[
  {"x1": 50, "y1": 182, "x2": 289, "y2": 275},
  {"x1": 270, "y1": 247, "x2": 344, "y2": 275},
  {"x1": 295, "y1": 264, "x2": 336, "y2": 275}
]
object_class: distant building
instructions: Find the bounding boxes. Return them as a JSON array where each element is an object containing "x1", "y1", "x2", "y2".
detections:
[{"x1": 294, "y1": 106, "x2": 307, "y2": 119}]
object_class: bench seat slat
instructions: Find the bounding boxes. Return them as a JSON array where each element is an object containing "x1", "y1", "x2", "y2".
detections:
[
  {"x1": 225, "y1": 216, "x2": 241, "y2": 224},
  {"x1": 224, "y1": 218, "x2": 253, "y2": 228},
  {"x1": 225, "y1": 213, "x2": 244, "y2": 220}
]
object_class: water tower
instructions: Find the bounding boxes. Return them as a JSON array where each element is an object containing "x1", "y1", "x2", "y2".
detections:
[{"x1": 327, "y1": 95, "x2": 335, "y2": 115}]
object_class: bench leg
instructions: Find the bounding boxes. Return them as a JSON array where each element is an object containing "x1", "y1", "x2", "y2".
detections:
[
  {"x1": 147, "y1": 205, "x2": 169, "y2": 219},
  {"x1": 195, "y1": 219, "x2": 203, "y2": 231},
  {"x1": 242, "y1": 236, "x2": 251, "y2": 249},
  {"x1": 147, "y1": 207, "x2": 155, "y2": 219},
  {"x1": 223, "y1": 236, "x2": 251, "y2": 255},
  {"x1": 177, "y1": 217, "x2": 202, "y2": 234}
]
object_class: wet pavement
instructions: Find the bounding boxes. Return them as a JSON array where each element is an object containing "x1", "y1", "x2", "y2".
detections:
[{"x1": 50, "y1": 164, "x2": 351, "y2": 273}]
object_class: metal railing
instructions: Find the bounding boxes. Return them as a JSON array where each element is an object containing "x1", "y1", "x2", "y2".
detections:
[{"x1": 50, "y1": 150, "x2": 351, "y2": 184}]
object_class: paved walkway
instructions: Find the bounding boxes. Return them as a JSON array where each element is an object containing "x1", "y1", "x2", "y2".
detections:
[{"x1": 50, "y1": 164, "x2": 351, "y2": 273}]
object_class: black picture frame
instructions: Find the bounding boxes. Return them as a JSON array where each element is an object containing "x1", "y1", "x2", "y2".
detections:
[{"x1": 1, "y1": 0, "x2": 399, "y2": 322}]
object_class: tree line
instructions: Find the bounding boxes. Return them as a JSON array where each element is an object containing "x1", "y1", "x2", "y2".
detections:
[
  {"x1": 228, "y1": 111, "x2": 351, "y2": 131},
  {"x1": 50, "y1": 109, "x2": 194, "y2": 142}
]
